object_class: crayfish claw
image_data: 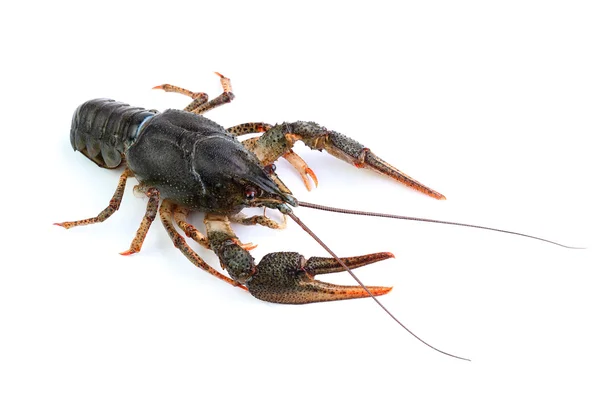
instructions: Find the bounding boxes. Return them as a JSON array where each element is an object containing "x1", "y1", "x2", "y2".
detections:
[
  {"x1": 247, "y1": 121, "x2": 445, "y2": 199},
  {"x1": 247, "y1": 252, "x2": 393, "y2": 304},
  {"x1": 360, "y1": 148, "x2": 446, "y2": 200},
  {"x1": 320, "y1": 130, "x2": 446, "y2": 200}
]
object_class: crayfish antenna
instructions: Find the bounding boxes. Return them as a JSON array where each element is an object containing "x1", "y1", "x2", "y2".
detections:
[
  {"x1": 283, "y1": 209, "x2": 471, "y2": 362},
  {"x1": 297, "y1": 201, "x2": 583, "y2": 249}
]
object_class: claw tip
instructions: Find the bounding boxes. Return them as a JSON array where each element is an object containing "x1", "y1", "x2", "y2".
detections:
[{"x1": 372, "y1": 286, "x2": 393, "y2": 296}]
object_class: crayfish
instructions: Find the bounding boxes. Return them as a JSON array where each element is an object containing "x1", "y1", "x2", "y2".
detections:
[{"x1": 56, "y1": 73, "x2": 574, "y2": 360}]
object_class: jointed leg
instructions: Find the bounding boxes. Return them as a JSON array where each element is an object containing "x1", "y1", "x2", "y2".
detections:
[
  {"x1": 229, "y1": 212, "x2": 287, "y2": 230},
  {"x1": 54, "y1": 168, "x2": 133, "y2": 229},
  {"x1": 282, "y1": 150, "x2": 318, "y2": 191},
  {"x1": 153, "y1": 72, "x2": 234, "y2": 115},
  {"x1": 120, "y1": 187, "x2": 160, "y2": 256},
  {"x1": 152, "y1": 85, "x2": 208, "y2": 102},
  {"x1": 204, "y1": 214, "x2": 257, "y2": 284},
  {"x1": 152, "y1": 83, "x2": 209, "y2": 111},
  {"x1": 235, "y1": 128, "x2": 318, "y2": 191},
  {"x1": 173, "y1": 205, "x2": 210, "y2": 249},
  {"x1": 227, "y1": 122, "x2": 273, "y2": 137},
  {"x1": 159, "y1": 201, "x2": 244, "y2": 289},
  {"x1": 187, "y1": 72, "x2": 234, "y2": 114}
]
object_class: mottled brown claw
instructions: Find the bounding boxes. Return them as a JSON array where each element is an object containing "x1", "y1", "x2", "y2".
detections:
[
  {"x1": 265, "y1": 122, "x2": 445, "y2": 199},
  {"x1": 247, "y1": 252, "x2": 394, "y2": 304},
  {"x1": 319, "y1": 130, "x2": 446, "y2": 200}
]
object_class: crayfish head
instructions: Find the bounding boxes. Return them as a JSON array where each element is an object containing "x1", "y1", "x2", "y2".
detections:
[
  {"x1": 189, "y1": 134, "x2": 297, "y2": 214},
  {"x1": 219, "y1": 147, "x2": 297, "y2": 211}
]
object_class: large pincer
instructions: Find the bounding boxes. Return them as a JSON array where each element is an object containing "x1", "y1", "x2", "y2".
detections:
[
  {"x1": 291, "y1": 122, "x2": 446, "y2": 200},
  {"x1": 247, "y1": 252, "x2": 394, "y2": 304}
]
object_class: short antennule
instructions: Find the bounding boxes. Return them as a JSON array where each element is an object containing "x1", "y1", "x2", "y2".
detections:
[{"x1": 297, "y1": 201, "x2": 583, "y2": 249}]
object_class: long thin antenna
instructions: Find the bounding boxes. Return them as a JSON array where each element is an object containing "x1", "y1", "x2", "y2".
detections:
[
  {"x1": 286, "y1": 210, "x2": 470, "y2": 362},
  {"x1": 298, "y1": 201, "x2": 582, "y2": 249}
]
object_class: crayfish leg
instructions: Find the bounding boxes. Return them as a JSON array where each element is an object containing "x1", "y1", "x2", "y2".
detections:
[
  {"x1": 227, "y1": 119, "x2": 319, "y2": 192},
  {"x1": 159, "y1": 201, "x2": 244, "y2": 290},
  {"x1": 119, "y1": 187, "x2": 160, "y2": 256},
  {"x1": 226, "y1": 122, "x2": 273, "y2": 137},
  {"x1": 282, "y1": 150, "x2": 318, "y2": 191},
  {"x1": 229, "y1": 212, "x2": 287, "y2": 230},
  {"x1": 151, "y1": 84, "x2": 208, "y2": 101},
  {"x1": 172, "y1": 205, "x2": 210, "y2": 249},
  {"x1": 54, "y1": 168, "x2": 133, "y2": 229},
  {"x1": 153, "y1": 72, "x2": 234, "y2": 115}
]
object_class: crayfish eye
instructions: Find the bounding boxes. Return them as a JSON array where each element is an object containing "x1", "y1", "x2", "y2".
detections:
[
  {"x1": 264, "y1": 164, "x2": 276, "y2": 175},
  {"x1": 244, "y1": 186, "x2": 257, "y2": 201}
]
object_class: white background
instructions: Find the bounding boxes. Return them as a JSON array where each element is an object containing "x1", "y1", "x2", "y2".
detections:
[{"x1": 1, "y1": 1, "x2": 599, "y2": 399}]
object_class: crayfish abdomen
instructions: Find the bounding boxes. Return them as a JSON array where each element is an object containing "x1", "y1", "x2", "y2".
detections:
[{"x1": 70, "y1": 98, "x2": 156, "y2": 169}]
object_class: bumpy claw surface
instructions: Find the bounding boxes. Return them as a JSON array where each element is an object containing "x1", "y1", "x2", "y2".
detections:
[
  {"x1": 293, "y1": 122, "x2": 446, "y2": 200},
  {"x1": 249, "y1": 122, "x2": 445, "y2": 199},
  {"x1": 247, "y1": 252, "x2": 394, "y2": 304}
]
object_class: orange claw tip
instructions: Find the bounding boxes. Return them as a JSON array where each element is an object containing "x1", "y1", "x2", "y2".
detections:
[
  {"x1": 152, "y1": 85, "x2": 165, "y2": 90},
  {"x1": 423, "y1": 190, "x2": 446, "y2": 200},
  {"x1": 307, "y1": 168, "x2": 319, "y2": 188},
  {"x1": 422, "y1": 189, "x2": 446, "y2": 200},
  {"x1": 370, "y1": 286, "x2": 393, "y2": 296},
  {"x1": 119, "y1": 250, "x2": 137, "y2": 256},
  {"x1": 369, "y1": 252, "x2": 395, "y2": 262},
  {"x1": 237, "y1": 285, "x2": 249, "y2": 292},
  {"x1": 53, "y1": 222, "x2": 66, "y2": 228},
  {"x1": 214, "y1": 71, "x2": 224, "y2": 78}
]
